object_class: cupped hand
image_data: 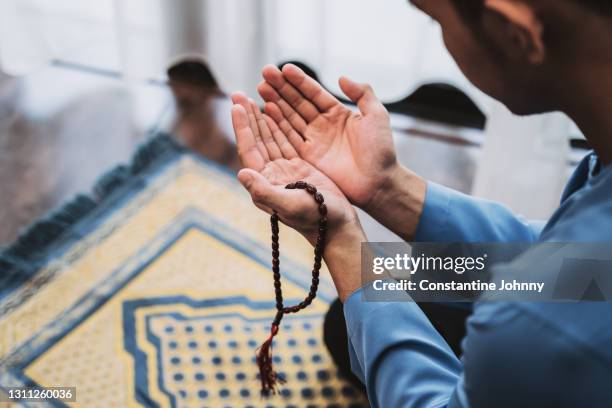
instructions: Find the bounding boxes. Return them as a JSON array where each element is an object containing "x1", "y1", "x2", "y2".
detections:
[
  {"x1": 256, "y1": 64, "x2": 399, "y2": 210},
  {"x1": 230, "y1": 93, "x2": 358, "y2": 244}
]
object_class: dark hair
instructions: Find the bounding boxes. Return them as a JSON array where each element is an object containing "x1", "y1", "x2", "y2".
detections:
[{"x1": 583, "y1": 0, "x2": 612, "y2": 14}]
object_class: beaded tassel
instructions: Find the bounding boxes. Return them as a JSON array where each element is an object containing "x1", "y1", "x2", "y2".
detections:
[{"x1": 256, "y1": 181, "x2": 328, "y2": 396}]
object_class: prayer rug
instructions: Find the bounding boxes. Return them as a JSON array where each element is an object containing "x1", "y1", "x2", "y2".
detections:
[{"x1": 0, "y1": 134, "x2": 368, "y2": 408}]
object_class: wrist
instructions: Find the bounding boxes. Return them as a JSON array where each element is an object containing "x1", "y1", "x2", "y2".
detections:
[
  {"x1": 321, "y1": 220, "x2": 367, "y2": 302},
  {"x1": 364, "y1": 165, "x2": 427, "y2": 241},
  {"x1": 325, "y1": 218, "x2": 366, "y2": 252},
  {"x1": 366, "y1": 164, "x2": 403, "y2": 210}
]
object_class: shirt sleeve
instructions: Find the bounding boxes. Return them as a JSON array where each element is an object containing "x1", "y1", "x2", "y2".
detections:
[
  {"x1": 343, "y1": 285, "x2": 605, "y2": 408},
  {"x1": 415, "y1": 182, "x2": 544, "y2": 243},
  {"x1": 343, "y1": 283, "x2": 463, "y2": 408}
]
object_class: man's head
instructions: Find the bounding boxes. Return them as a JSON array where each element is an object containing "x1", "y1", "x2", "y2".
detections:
[{"x1": 410, "y1": 0, "x2": 612, "y2": 115}]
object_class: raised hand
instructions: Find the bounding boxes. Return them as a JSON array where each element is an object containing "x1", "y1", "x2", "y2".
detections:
[
  {"x1": 230, "y1": 92, "x2": 359, "y2": 244},
  {"x1": 256, "y1": 64, "x2": 400, "y2": 210}
]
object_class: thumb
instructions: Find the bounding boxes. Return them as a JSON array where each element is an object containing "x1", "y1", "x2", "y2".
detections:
[
  {"x1": 339, "y1": 76, "x2": 387, "y2": 117},
  {"x1": 237, "y1": 169, "x2": 285, "y2": 212}
]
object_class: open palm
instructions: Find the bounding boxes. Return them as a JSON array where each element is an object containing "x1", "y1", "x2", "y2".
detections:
[
  {"x1": 230, "y1": 93, "x2": 356, "y2": 242},
  {"x1": 256, "y1": 64, "x2": 399, "y2": 209}
]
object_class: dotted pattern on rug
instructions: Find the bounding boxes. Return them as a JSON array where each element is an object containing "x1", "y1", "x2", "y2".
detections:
[{"x1": 150, "y1": 313, "x2": 368, "y2": 408}]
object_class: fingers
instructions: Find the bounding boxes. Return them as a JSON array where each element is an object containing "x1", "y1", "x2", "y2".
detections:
[
  {"x1": 231, "y1": 104, "x2": 266, "y2": 171},
  {"x1": 231, "y1": 92, "x2": 270, "y2": 162},
  {"x1": 257, "y1": 81, "x2": 308, "y2": 134},
  {"x1": 339, "y1": 76, "x2": 388, "y2": 118},
  {"x1": 248, "y1": 99, "x2": 283, "y2": 160},
  {"x1": 262, "y1": 65, "x2": 321, "y2": 123},
  {"x1": 264, "y1": 102, "x2": 306, "y2": 153},
  {"x1": 244, "y1": 97, "x2": 271, "y2": 162},
  {"x1": 261, "y1": 65, "x2": 320, "y2": 123},
  {"x1": 281, "y1": 64, "x2": 339, "y2": 112},
  {"x1": 232, "y1": 92, "x2": 302, "y2": 162},
  {"x1": 263, "y1": 114, "x2": 299, "y2": 159}
]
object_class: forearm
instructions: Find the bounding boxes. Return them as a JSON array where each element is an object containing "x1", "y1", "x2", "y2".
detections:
[
  {"x1": 365, "y1": 165, "x2": 427, "y2": 242},
  {"x1": 365, "y1": 165, "x2": 542, "y2": 243},
  {"x1": 344, "y1": 283, "x2": 463, "y2": 407}
]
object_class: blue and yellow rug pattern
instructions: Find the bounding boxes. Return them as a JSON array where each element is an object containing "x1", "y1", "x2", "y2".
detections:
[{"x1": 0, "y1": 135, "x2": 368, "y2": 408}]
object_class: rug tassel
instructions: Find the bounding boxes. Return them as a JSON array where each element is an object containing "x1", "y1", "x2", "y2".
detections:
[{"x1": 256, "y1": 324, "x2": 285, "y2": 396}]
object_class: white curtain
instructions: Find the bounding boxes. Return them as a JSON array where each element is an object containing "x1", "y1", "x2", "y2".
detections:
[
  {"x1": 0, "y1": 0, "x2": 493, "y2": 110},
  {"x1": 0, "y1": 0, "x2": 167, "y2": 79}
]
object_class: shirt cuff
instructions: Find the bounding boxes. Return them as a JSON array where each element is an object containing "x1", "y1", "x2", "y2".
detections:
[{"x1": 414, "y1": 182, "x2": 453, "y2": 242}]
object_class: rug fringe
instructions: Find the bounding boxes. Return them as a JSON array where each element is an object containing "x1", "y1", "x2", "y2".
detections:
[{"x1": 0, "y1": 133, "x2": 184, "y2": 297}]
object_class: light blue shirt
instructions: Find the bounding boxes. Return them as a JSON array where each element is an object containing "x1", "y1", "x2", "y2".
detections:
[{"x1": 344, "y1": 153, "x2": 612, "y2": 407}]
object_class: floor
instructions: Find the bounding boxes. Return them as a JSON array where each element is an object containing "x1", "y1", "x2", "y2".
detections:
[{"x1": 0, "y1": 62, "x2": 481, "y2": 246}]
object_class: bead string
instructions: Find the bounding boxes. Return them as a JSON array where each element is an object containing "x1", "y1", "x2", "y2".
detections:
[{"x1": 256, "y1": 181, "x2": 328, "y2": 396}]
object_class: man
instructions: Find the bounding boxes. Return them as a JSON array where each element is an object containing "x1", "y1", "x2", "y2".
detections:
[{"x1": 231, "y1": 0, "x2": 612, "y2": 406}]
